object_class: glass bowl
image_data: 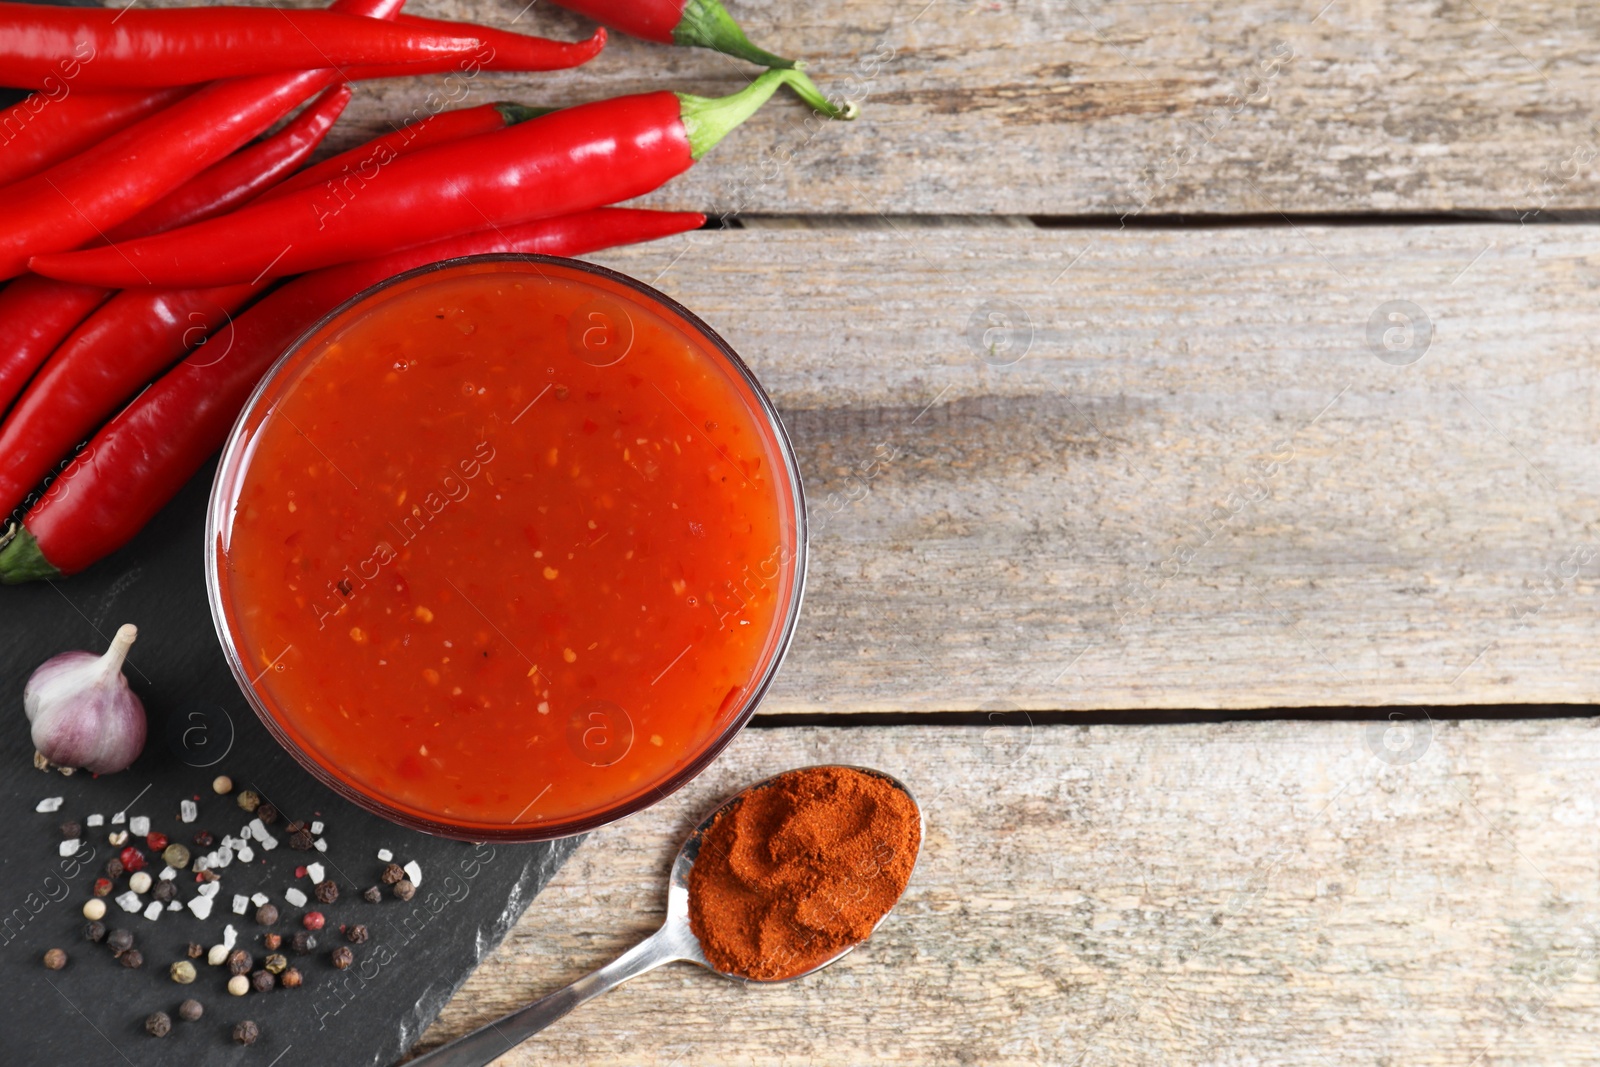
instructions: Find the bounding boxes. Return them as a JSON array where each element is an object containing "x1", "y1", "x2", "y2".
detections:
[{"x1": 206, "y1": 255, "x2": 807, "y2": 841}]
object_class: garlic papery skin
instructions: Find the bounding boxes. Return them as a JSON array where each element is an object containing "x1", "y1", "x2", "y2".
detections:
[{"x1": 26, "y1": 623, "x2": 147, "y2": 775}]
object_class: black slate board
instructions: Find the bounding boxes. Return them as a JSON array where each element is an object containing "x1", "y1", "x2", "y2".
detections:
[{"x1": 0, "y1": 460, "x2": 581, "y2": 1065}]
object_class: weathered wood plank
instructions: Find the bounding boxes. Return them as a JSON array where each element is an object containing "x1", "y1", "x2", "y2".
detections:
[
  {"x1": 420, "y1": 721, "x2": 1600, "y2": 1064},
  {"x1": 579, "y1": 224, "x2": 1600, "y2": 711},
  {"x1": 161, "y1": 0, "x2": 1600, "y2": 215}
]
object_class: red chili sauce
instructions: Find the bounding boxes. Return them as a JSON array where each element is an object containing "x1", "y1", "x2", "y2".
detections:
[{"x1": 213, "y1": 259, "x2": 799, "y2": 836}]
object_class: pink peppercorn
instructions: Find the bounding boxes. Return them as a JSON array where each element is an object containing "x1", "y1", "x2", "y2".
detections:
[
  {"x1": 146, "y1": 831, "x2": 168, "y2": 852},
  {"x1": 118, "y1": 846, "x2": 145, "y2": 873},
  {"x1": 302, "y1": 912, "x2": 325, "y2": 931}
]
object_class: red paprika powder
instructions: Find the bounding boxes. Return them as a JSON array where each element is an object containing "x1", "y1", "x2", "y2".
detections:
[{"x1": 687, "y1": 765, "x2": 921, "y2": 981}]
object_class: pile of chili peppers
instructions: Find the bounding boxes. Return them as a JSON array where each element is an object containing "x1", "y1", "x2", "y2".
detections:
[{"x1": 0, "y1": 0, "x2": 853, "y2": 583}]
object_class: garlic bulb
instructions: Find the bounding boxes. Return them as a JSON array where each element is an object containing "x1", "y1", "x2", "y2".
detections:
[{"x1": 26, "y1": 624, "x2": 147, "y2": 774}]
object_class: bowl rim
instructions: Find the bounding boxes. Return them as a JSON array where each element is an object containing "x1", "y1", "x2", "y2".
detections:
[{"x1": 204, "y1": 253, "x2": 809, "y2": 842}]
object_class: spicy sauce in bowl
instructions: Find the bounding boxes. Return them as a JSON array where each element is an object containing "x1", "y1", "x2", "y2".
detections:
[{"x1": 207, "y1": 256, "x2": 805, "y2": 841}]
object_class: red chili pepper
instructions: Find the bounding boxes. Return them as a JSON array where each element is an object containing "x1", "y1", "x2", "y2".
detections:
[
  {"x1": 0, "y1": 4, "x2": 490, "y2": 91},
  {"x1": 0, "y1": 277, "x2": 107, "y2": 423},
  {"x1": 0, "y1": 86, "x2": 190, "y2": 188},
  {"x1": 265, "y1": 100, "x2": 550, "y2": 204},
  {"x1": 0, "y1": 0, "x2": 403, "y2": 280},
  {"x1": 33, "y1": 69, "x2": 823, "y2": 288},
  {"x1": 552, "y1": 0, "x2": 792, "y2": 67},
  {"x1": 0, "y1": 85, "x2": 348, "y2": 426},
  {"x1": 106, "y1": 84, "x2": 351, "y2": 242},
  {"x1": 340, "y1": 20, "x2": 605, "y2": 79},
  {"x1": 0, "y1": 208, "x2": 704, "y2": 580}
]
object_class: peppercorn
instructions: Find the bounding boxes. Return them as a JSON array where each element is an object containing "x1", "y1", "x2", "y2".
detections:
[
  {"x1": 302, "y1": 911, "x2": 325, "y2": 931},
  {"x1": 284, "y1": 819, "x2": 307, "y2": 835},
  {"x1": 60, "y1": 819, "x2": 81, "y2": 839},
  {"x1": 192, "y1": 830, "x2": 215, "y2": 848},
  {"x1": 263, "y1": 933, "x2": 282, "y2": 951},
  {"x1": 392, "y1": 879, "x2": 416, "y2": 901},
  {"x1": 213, "y1": 775, "x2": 233, "y2": 794},
  {"x1": 233, "y1": 1020, "x2": 260, "y2": 1046},
  {"x1": 82, "y1": 898, "x2": 107, "y2": 921},
  {"x1": 379, "y1": 862, "x2": 405, "y2": 885},
  {"x1": 250, "y1": 969, "x2": 275, "y2": 993},
  {"x1": 84, "y1": 921, "x2": 106, "y2": 943},
  {"x1": 128, "y1": 871, "x2": 152, "y2": 894},
  {"x1": 289, "y1": 829, "x2": 315, "y2": 850},
  {"x1": 226, "y1": 949, "x2": 252, "y2": 976},
  {"x1": 42, "y1": 948, "x2": 67, "y2": 970},
  {"x1": 330, "y1": 945, "x2": 354, "y2": 970},
  {"x1": 264, "y1": 953, "x2": 288, "y2": 975},
  {"x1": 152, "y1": 879, "x2": 177, "y2": 904},
  {"x1": 162, "y1": 843, "x2": 190, "y2": 869},
  {"x1": 91, "y1": 878, "x2": 113, "y2": 898},
  {"x1": 169, "y1": 960, "x2": 197, "y2": 984},
  {"x1": 118, "y1": 846, "x2": 146, "y2": 873},
  {"x1": 280, "y1": 967, "x2": 303, "y2": 989},
  {"x1": 362, "y1": 885, "x2": 382, "y2": 904},
  {"x1": 345, "y1": 924, "x2": 369, "y2": 945},
  {"x1": 120, "y1": 948, "x2": 144, "y2": 969},
  {"x1": 255, "y1": 903, "x2": 279, "y2": 926},
  {"x1": 186, "y1": 942, "x2": 204, "y2": 959},
  {"x1": 145, "y1": 830, "x2": 168, "y2": 852},
  {"x1": 177, "y1": 999, "x2": 203, "y2": 1022},
  {"x1": 145, "y1": 1011, "x2": 172, "y2": 1037},
  {"x1": 313, "y1": 880, "x2": 339, "y2": 904},
  {"x1": 227, "y1": 975, "x2": 249, "y2": 997},
  {"x1": 290, "y1": 931, "x2": 317, "y2": 955},
  {"x1": 104, "y1": 857, "x2": 124, "y2": 879},
  {"x1": 106, "y1": 929, "x2": 134, "y2": 956},
  {"x1": 107, "y1": 830, "x2": 128, "y2": 846},
  {"x1": 257, "y1": 802, "x2": 279, "y2": 825},
  {"x1": 236, "y1": 790, "x2": 261, "y2": 813}
]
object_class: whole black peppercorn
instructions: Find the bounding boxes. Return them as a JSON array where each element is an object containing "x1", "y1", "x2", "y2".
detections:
[
  {"x1": 104, "y1": 857, "x2": 124, "y2": 879},
  {"x1": 264, "y1": 953, "x2": 288, "y2": 975},
  {"x1": 280, "y1": 967, "x2": 303, "y2": 989},
  {"x1": 329, "y1": 945, "x2": 354, "y2": 970},
  {"x1": 289, "y1": 829, "x2": 315, "y2": 850},
  {"x1": 106, "y1": 929, "x2": 134, "y2": 956},
  {"x1": 83, "y1": 921, "x2": 106, "y2": 943},
  {"x1": 192, "y1": 830, "x2": 215, "y2": 848},
  {"x1": 379, "y1": 862, "x2": 405, "y2": 885},
  {"x1": 255, "y1": 903, "x2": 280, "y2": 926},
  {"x1": 362, "y1": 886, "x2": 382, "y2": 904},
  {"x1": 186, "y1": 942, "x2": 203, "y2": 959},
  {"x1": 313, "y1": 880, "x2": 339, "y2": 904},
  {"x1": 290, "y1": 931, "x2": 317, "y2": 955},
  {"x1": 232, "y1": 1020, "x2": 260, "y2": 1046},
  {"x1": 344, "y1": 924, "x2": 369, "y2": 944},
  {"x1": 151, "y1": 879, "x2": 177, "y2": 904},
  {"x1": 256, "y1": 802, "x2": 279, "y2": 825},
  {"x1": 120, "y1": 948, "x2": 144, "y2": 969},
  {"x1": 42, "y1": 948, "x2": 67, "y2": 970},
  {"x1": 226, "y1": 949, "x2": 252, "y2": 976},
  {"x1": 177, "y1": 999, "x2": 203, "y2": 1022},
  {"x1": 392, "y1": 879, "x2": 416, "y2": 902},
  {"x1": 60, "y1": 819, "x2": 81, "y2": 840},
  {"x1": 144, "y1": 1011, "x2": 172, "y2": 1037},
  {"x1": 250, "y1": 969, "x2": 275, "y2": 993}
]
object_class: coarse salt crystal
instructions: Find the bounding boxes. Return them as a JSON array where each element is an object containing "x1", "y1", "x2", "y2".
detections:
[
  {"x1": 314, "y1": 838, "x2": 327, "y2": 852},
  {"x1": 197, "y1": 881, "x2": 220, "y2": 899},
  {"x1": 404, "y1": 860, "x2": 423, "y2": 887},
  {"x1": 35, "y1": 797, "x2": 63, "y2": 813},
  {"x1": 111, "y1": 811, "x2": 125, "y2": 824},
  {"x1": 128, "y1": 815, "x2": 150, "y2": 836},
  {"x1": 239, "y1": 823, "x2": 254, "y2": 841},
  {"x1": 143, "y1": 901, "x2": 163, "y2": 922},
  {"x1": 251, "y1": 819, "x2": 278, "y2": 850},
  {"x1": 210, "y1": 846, "x2": 233, "y2": 869},
  {"x1": 222, "y1": 924, "x2": 237, "y2": 950},
  {"x1": 284, "y1": 888, "x2": 307, "y2": 908},
  {"x1": 188, "y1": 895, "x2": 214, "y2": 920},
  {"x1": 237, "y1": 845, "x2": 254, "y2": 863},
  {"x1": 58, "y1": 840, "x2": 79, "y2": 857},
  {"x1": 158, "y1": 866, "x2": 177, "y2": 881},
  {"x1": 310, "y1": 821, "x2": 324, "y2": 835},
  {"x1": 376, "y1": 848, "x2": 392, "y2": 862},
  {"x1": 180, "y1": 799, "x2": 198, "y2": 823},
  {"x1": 86, "y1": 814, "x2": 104, "y2": 827},
  {"x1": 167, "y1": 901, "x2": 182, "y2": 912},
  {"x1": 232, "y1": 895, "x2": 249, "y2": 915},
  {"x1": 115, "y1": 890, "x2": 141, "y2": 913},
  {"x1": 306, "y1": 863, "x2": 325, "y2": 884},
  {"x1": 251, "y1": 893, "x2": 268, "y2": 907}
]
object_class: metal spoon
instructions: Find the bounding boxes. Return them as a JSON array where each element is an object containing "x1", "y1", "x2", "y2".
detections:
[{"x1": 408, "y1": 765, "x2": 922, "y2": 1067}]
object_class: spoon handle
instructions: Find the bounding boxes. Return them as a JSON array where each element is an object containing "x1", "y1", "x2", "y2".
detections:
[{"x1": 407, "y1": 923, "x2": 691, "y2": 1067}]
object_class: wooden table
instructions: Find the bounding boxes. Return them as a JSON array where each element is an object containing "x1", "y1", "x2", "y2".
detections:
[{"x1": 350, "y1": 0, "x2": 1600, "y2": 1060}]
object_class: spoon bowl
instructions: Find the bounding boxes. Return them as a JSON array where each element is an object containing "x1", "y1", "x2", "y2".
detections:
[{"x1": 411, "y1": 765, "x2": 921, "y2": 1066}]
